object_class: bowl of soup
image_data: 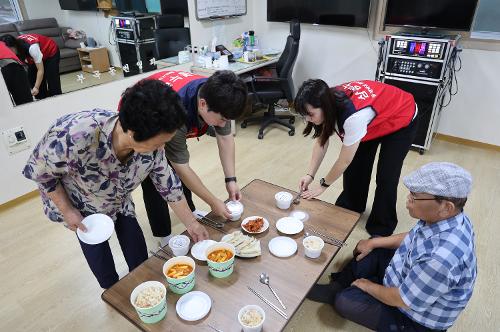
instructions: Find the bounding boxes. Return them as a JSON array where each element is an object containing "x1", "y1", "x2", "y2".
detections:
[
  {"x1": 205, "y1": 242, "x2": 236, "y2": 278},
  {"x1": 163, "y1": 256, "x2": 196, "y2": 294}
]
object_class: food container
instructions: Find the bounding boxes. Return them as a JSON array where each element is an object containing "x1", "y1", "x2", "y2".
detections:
[
  {"x1": 205, "y1": 242, "x2": 236, "y2": 278},
  {"x1": 238, "y1": 304, "x2": 265, "y2": 332},
  {"x1": 275, "y1": 191, "x2": 293, "y2": 209},
  {"x1": 163, "y1": 256, "x2": 196, "y2": 294},
  {"x1": 303, "y1": 235, "x2": 325, "y2": 259},
  {"x1": 130, "y1": 281, "x2": 167, "y2": 324},
  {"x1": 168, "y1": 235, "x2": 190, "y2": 256},
  {"x1": 289, "y1": 210, "x2": 310, "y2": 222},
  {"x1": 226, "y1": 200, "x2": 244, "y2": 221}
]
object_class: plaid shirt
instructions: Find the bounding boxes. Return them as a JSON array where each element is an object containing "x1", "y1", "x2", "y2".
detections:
[{"x1": 383, "y1": 213, "x2": 477, "y2": 330}]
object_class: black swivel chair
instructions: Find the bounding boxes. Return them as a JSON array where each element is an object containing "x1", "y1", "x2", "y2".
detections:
[
  {"x1": 154, "y1": 14, "x2": 191, "y2": 59},
  {"x1": 241, "y1": 19, "x2": 301, "y2": 139}
]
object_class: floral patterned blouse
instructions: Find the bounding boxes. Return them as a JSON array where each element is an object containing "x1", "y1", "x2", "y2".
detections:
[{"x1": 22, "y1": 109, "x2": 183, "y2": 222}]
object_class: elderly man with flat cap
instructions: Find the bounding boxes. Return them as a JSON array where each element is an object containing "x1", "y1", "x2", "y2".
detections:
[{"x1": 307, "y1": 162, "x2": 477, "y2": 332}]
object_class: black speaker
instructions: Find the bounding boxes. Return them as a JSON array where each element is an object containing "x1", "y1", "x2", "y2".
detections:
[
  {"x1": 59, "y1": 0, "x2": 97, "y2": 11},
  {"x1": 117, "y1": 42, "x2": 157, "y2": 77},
  {"x1": 382, "y1": 78, "x2": 440, "y2": 148}
]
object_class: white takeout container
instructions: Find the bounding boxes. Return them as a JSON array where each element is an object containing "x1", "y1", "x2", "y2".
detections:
[
  {"x1": 275, "y1": 191, "x2": 293, "y2": 209},
  {"x1": 303, "y1": 235, "x2": 325, "y2": 259},
  {"x1": 238, "y1": 304, "x2": 266, "y2": 332},
  {"x1": 226, "y1": 200, "x2": 244, "y2": 221},
  {"x1": 168, "y1": 235, "x2": 190, "y2": 256}
]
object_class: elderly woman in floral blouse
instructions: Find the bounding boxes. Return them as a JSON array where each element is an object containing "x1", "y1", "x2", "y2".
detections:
[{"x1": 22, "y1": 79, "x2": 209, "y2": 288}]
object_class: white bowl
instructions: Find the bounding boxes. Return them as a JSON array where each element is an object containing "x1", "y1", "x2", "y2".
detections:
[
  {"x1": 275, "y1": 192, "x2": 293, "y2": 210},
  {"x1": 238, "y1": 304, "x2": 265, "y2": 332},
  {"x1": 168, "y1": 235, "x2": 190, "y2": 256},
  {"x1": 226, "y1": 201, "x2": 244, "y2": 221},
  {"x1": 303, "y1": 235, "x2": 325, "y2": 259}
]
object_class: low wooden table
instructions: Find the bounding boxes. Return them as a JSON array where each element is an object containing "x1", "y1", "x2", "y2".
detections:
[{"x1": 102, "y1": 179, "x2": 360, "y2": 331}]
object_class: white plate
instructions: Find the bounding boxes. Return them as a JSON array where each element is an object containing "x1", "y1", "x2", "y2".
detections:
[
  {"x1": 241, "y1": 216, "x2": 269, "y2": 234},
  {"x1": 268, "y1": 236, "x2": 298, "y2": 258},
  {"x1": 77, "y1": 214, "x2": 114, "y2": 245},
  {"x1": 276, "y1": 217, "x2": 304, "y2": 235},
  {"x1": 176, "y1": 291, "x2": 212, "y2": 321},
  {"x1": 190, "y1": 240, "x2": 217, "y2": 261}
]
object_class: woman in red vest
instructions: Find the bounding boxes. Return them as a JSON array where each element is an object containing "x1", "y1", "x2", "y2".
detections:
[
  {"x1": 0, "y1": 40, "x2": 32, "y2": 105},
  {"x1": 1, "y1": 33, "x2": 61, "y2": 99},
  {"x1": 295, "y1": 79, "x2": 418, "y2": 236}
]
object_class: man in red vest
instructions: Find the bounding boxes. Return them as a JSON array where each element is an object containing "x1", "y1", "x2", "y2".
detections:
[
  {"x1": 0, "y1": 39, "x2": 32, "y2": 105},
  {"x1": 1, "y1": 33, "x2": 61, "y2": 99},
  {"x1": 138, "y1": 70, "x2": 248, "y2": 246},
  {"x1": 295, "y1": 79, "x2": 418, "y2": 236}
]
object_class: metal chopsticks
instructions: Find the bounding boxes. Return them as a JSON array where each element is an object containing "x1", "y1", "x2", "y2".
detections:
[
  {"x1": 197, "y1": 218, "x2": 228, "y2": 234},
  {"x1": 149, "y1": 250, "x2": 168, "y2": 261},
  {"x1": 196, "y1": 214, "x2": 224, "y2": 228},
  {"x1": 158, "y1": 246, "x2": 173, "y2": 257},
  {"x1": 306, "y1": 226, "x2": 346, "y2": 247},
  {"x1": 247, "y1": 286, "x2": 288, "y2": 319}
]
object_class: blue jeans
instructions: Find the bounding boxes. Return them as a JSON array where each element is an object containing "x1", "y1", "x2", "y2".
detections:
[{"x1": 78, "y1": 213, "x2": 148, "y2": 289}]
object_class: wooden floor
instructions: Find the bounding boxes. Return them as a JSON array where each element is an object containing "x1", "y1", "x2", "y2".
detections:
[{"x1": 1, "y1": 119, "x2": 499, "y2": 332}]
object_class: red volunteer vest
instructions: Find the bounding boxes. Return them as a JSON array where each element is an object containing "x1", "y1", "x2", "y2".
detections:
[
  {"x1": 335, "y1": 80, "x2": 415, "y2": 141},
  {"x1": 17, "y1": 34, "x2": 58, "y2": 64},
  {"x1": 146, "y1": 70, "x2": 209, "y2": 138},
  {"x1": 0, "y1": 41, "x2": 23, "y2": 65}
]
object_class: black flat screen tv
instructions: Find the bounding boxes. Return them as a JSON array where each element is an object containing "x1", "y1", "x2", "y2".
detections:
[
  {"x1": 384, "y1": 0, "x2": 478, "y2": 31},
  {"x1": 115, "y1": 0, "x2": 148, "y2": 13},
  {"x1": 267, "y1": 0, "x2": 372, "y2": 28},
  {"x1": 59, "y1": 0, "x2": 97, "y2": 11}
]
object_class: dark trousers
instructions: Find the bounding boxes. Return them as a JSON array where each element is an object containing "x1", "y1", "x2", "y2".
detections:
[
  {"x1": 28, "y1": 50, "x2": 62, "y2": 99},
  {"x1": 333, "y1": 249, "x2": 442, "y2": 332},
  {"x1": 78, "y1": 213, "x2": 148, "y2": 289},
  {"x1": 141, "y1": 176, "x2": 196, "y2": 237},
  {"x1": 335, "y1": 117, "x2": 418, "y2": 236},
  {"x1": 1, "y1": 62, "x2": 33, "y2": 105}
]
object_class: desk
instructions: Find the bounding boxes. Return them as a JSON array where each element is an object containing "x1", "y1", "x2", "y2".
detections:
[{"x1": 102, "y1": 179, "x2": 360, "y2": 332}]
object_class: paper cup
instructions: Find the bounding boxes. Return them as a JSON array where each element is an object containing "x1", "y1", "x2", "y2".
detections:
[
  {"x1": 226, "y1": 201, "x2": 244, "y2": 221},
  {"x1": 130, "y1": 281, "x2": 167, "y2": 324},
  {"x1": 275, "y1": 192, "x2": 293, "y2": 209},
  {"x1": 163, "y1": 256, "x2": 196, "y2": 295},
  {"x1": 206, "y1": 242, "x2": 236, "y2": 278},
  {"x1": 168, "y1": 235, "x2": 190, "y2": 256},
  {"x1": 303, "y1": 235, "x2": 325, "y2": 259},
  {"x1": 238, "y1": 304, "x2": 266, "y2": 332}
]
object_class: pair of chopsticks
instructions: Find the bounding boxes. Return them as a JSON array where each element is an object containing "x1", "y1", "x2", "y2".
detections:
[
  {"x1": 197, "y1": 215, "x2": 227, "y2": 234},
  {"x1": 247, "y1": 286, "x2": 288, "y2": 320},
  {"x1": 149, "y1": 246, "x2": 174, "y2": 261},
  {"x1": 306, "y1": 226, "x2": 346, "y2": 248}
]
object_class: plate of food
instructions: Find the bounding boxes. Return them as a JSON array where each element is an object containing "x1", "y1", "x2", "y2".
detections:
[
  {"x1": 221, "y1": 231, "x2": 261, "y2": 258},
  {"x1": 241, "y1": 216, "x2": 269, "y2": 234}
]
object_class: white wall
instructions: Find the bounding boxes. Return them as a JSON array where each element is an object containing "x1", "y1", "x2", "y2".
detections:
[
  {"x1": 23, "y1": 0, "x2": 120, "y2": 66},
  {"x1": 250, "y1": 0, "x2": 500, "y2": 146}
]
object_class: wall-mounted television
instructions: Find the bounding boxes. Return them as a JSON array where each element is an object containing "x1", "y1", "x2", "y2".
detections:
[
  {"x1": 59, "y1": 0, "x2": 97, "y2": 11},
  {"x1": 384, "y1": 0, "x2": 478, "y2": 31},
  {"x1": 267, "y1": 0, "x2": 372, "y2": 28},
  {"x1": 115, "y1": 0, "x2": 148, "y2": 13}
]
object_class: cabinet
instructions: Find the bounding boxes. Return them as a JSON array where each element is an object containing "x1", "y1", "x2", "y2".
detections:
[{"x1": 77, "y1": 47, "x2": 111, "y2": 73}]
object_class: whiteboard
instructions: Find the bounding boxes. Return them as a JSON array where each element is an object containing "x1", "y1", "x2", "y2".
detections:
[{"x1": 195, "y1": 0, "x2": 247, "y2": 20}]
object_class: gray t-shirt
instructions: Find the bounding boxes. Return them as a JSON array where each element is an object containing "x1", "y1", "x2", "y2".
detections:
[{"x1": 164, "y1": 119, "x2": 231, "y2": 164}]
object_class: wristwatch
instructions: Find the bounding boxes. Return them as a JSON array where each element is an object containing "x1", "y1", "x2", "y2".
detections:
[
  {"x1": 319, "y1": 178, "x2": 330, "y2": 188},
  {"x1": 225, "y1": 177, "x2": 237, "y2": 183}
]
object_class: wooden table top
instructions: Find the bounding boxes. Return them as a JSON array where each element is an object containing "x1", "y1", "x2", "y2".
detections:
[{"x1": 102, "y1": 179, "x2": 360, "y2": 331}]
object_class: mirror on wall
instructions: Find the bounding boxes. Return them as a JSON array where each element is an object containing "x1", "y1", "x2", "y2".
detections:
[{"x1": 0, "y1": 0, "x2": 190, "y2": 107}]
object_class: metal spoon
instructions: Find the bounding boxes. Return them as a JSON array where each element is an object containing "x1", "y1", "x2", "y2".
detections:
[
  {"x1": 293, "y1": 189, "x2": 303, "y2": 204},
  {"x1": 259, "y1": 272, "x2": 286, "y2": 310}
]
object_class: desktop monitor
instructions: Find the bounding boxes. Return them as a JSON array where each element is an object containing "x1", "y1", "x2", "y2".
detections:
[{"x1": 384, "y1": 0, "x2": 478, "y2": 31}]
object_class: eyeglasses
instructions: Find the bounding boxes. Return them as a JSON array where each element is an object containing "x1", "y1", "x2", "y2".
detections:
[{"x1": 408, "y1": 192, "x2": 439, "y2": 203}]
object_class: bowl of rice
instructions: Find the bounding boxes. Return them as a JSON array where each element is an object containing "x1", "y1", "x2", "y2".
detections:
[
  {"x1": 130, "y1": 281, "x2": 167, "y2": 324},
  {"x1": 238, "y1": 304, "x2": 265, "y2": 332}
]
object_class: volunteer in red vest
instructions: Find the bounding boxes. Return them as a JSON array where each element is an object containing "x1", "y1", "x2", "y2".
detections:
[
  {"x1": 295, "y1": 79, "x2": 418, "y2": 236},
  {"x1": 1, "y1": 33, "x2": 61, "y2": 99},
  {"x1": 139, "y1": 70, "x2": 248, "y2": 246},
  {"x1": 0, "y1": 39, "x2": 32, "y2": 105}
]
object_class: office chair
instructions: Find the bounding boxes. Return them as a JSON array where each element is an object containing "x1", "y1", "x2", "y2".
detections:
[
  {"x1": 154, "y1": 14, "x2": 191, "y2": 59},
  {"x1": 241, "y1": 19, "x2": 300, "y2": 139}
]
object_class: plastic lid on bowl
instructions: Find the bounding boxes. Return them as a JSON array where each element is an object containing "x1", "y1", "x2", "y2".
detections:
[
  {"x1": 169, "y1": 235, "x2": 190, "y2": 249},
  {"x1": 226, "y1": 200, "x2": 243, "y2": 214},
  {"x1": 289, "y1": 210, "x2": 310, "y2": 222}
]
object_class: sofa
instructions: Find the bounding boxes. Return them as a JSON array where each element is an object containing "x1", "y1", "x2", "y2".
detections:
[{"x1": 0, "y1": 18, "x2": 82, "y2": 73}]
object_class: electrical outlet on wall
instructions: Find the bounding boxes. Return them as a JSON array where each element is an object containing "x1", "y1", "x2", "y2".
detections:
[{"x1": 2, "y1": 126, "x2": 31, "y2": 155}]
